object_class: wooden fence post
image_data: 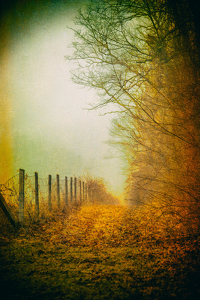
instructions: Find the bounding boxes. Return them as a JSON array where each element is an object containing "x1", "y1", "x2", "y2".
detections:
[
  {"x1": 85, "y1": 183, "x2": 87, "y2": 202},
  {"x1": 19, "y1": 169, "x2": 25, "y2": 224},
  {"x1": 83, "y1": 181, "x2": 85, "y2": 202},
  {"x1": 74, "y1": 177, "x2": 77, "y2": 203},
  {"x1": 0, "y1": 192, "x2": 17, "y2": 227},
  {"x1": 57, "y1": 174, "x2": 60, "y2": 208},
  {"x1": 70, "y1": 177, "x2": 73, "y2": 202},
  {"x1": 79, "y1": 180, "x2": 82, "y2": 202},
  {"x1": 65, "y1": 176, "x2": 68, "y2": 205},
  {"x1": 87, "y1": 185, "x2": 92, "y2": 202},
  {"x1": 48, "y1": 175, "x2": 52, "y2": 211},
  {"x1": 35, "y1": 172, "x2": 39, "y2": 218}
]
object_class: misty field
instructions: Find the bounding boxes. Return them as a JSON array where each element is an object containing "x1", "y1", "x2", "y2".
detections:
[{"x1": 0, "y1": 204, "x2": 200, "y2": 300}]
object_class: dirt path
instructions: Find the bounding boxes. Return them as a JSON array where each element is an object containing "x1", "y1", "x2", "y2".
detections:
[
  {"x1": 45, "y1": 205, "x2": 138, "y2": 247},
  {"x1": 0, "y1": 205, "x2": 199, "y2": 300}
]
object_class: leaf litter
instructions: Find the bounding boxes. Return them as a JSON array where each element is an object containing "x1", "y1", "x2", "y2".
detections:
[{"x1": 0, "y1": 204, "x2": 200, "y2": 300}]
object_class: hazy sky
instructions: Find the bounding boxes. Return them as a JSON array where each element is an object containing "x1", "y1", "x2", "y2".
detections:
[{"x1": 0, "y1": 0, "x2": 126, "y2": 195}]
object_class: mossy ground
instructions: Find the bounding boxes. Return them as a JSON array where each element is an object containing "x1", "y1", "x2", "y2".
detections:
[{"x1": 0, "y1": 205, "x2": 200, "y2": 299}]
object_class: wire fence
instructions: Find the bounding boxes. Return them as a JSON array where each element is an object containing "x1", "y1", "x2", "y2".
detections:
[
  {"x1": 0, "y1": 174, "x2": 19, "y2": 222},
  {"x1": 0, "y1": 169, "x2": 87, "y2": 226}
]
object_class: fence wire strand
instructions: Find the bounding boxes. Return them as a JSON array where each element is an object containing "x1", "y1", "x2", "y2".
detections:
[{"x1": 1, "y1": 172, "x2": 87, "y2": 225}]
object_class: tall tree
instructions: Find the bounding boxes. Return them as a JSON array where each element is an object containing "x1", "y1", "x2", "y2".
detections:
[{"x1": 67, "y1": 0, "x2": 200, "y2": 232}]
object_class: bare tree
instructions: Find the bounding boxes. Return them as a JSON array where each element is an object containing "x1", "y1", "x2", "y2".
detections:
[{"x1": 67, "y1": 0, "x2": 200, "y2": 232}]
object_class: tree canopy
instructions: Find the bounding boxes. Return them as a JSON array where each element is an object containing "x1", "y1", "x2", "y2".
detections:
[{"x1": 67, "y1": 0, "x2": 200, "y2": 233}]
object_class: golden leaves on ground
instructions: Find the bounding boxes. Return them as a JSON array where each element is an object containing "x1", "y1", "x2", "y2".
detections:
[
  {"x1": 1, "y1": 204, "x2": 200, "y2": 299},
  {"x1": 45, "y1": 205, "x2": 137, "y2": 247}
]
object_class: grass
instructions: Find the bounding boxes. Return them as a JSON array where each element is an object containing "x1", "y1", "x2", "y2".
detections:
[{"x1": 0, "y1": 204, "x2": 200, "y2": 300}]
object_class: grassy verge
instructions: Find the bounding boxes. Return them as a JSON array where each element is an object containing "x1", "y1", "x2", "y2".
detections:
[{"x1": 0, "y1": 205, "x2": 200, "y2": 300}]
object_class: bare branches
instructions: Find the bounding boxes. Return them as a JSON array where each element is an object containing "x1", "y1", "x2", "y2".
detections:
[{"x1": 66, "y1": 0, "x2": 200, "y2": 232}]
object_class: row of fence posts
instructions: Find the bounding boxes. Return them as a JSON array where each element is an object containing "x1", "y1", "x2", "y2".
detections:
[{"x1": 19, "y1": 169, "x2": 87, "y2": 224}]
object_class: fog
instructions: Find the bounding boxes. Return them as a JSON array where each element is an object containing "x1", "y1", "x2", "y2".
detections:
[{"x1": 0, "y1": 0, "x2": 125, "y2": 196}]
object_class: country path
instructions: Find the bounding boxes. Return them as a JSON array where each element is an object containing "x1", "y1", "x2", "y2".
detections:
[
  {"x1": 42, "y1": 204, "x2": 139, "y2": 247},
  {"x1": 1, "y1": 204, "x2": 199, "y2": 300}
]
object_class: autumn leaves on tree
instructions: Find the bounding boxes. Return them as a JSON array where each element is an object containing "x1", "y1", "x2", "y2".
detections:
[{"x1": 67, "y1": 0, "x2": 200, "y2": 234}]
